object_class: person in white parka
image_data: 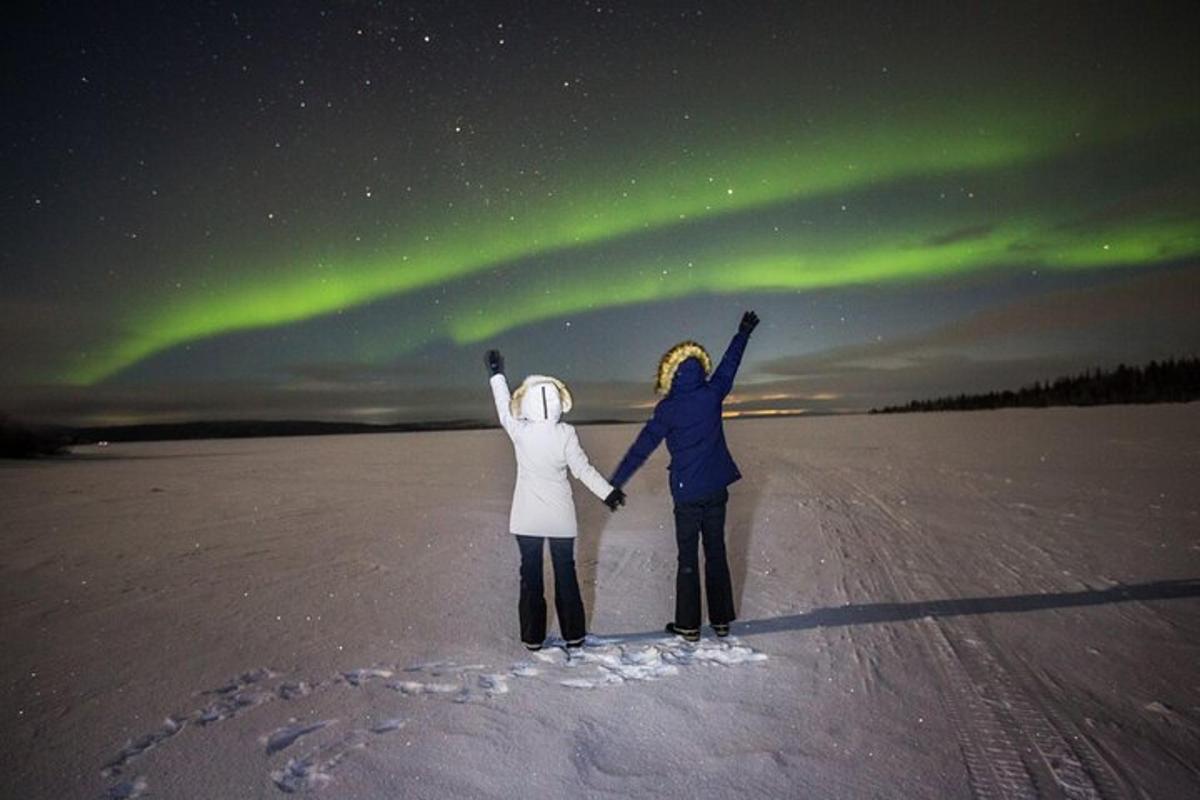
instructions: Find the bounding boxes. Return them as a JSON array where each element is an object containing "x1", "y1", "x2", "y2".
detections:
[{"x1": 486, "y1": 349, "x2": 626, "y2": 651}]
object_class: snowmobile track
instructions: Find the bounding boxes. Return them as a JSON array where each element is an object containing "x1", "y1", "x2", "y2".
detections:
[
  {"x1": 803, "y1": 473, "x2": 1040, "y2": 800},
  {"x1": 929, "y1": 621, "x2": 1124, "y2": 800},
  {"x1": 921, "y1": 618, "x2": 1039, "y2": 800},
  {"x1": 842, "y1": 508, "x2": 1043, "y2": 799},
  {"x1": 819, "y1": 468, "x2": 1125, "y2": 799}
]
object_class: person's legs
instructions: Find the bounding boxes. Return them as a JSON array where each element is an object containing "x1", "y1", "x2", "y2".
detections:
[
  {"x1": 515, "y1": 535, "x2": 547, "y2": 648},
  {"x1": 549, "y1": 537, "x2": 586, "y2": 644},
  {"x1": 673, "y1": 499, "x2": 704, "y2": 632},
  {"x1": 700, "y1": 488, "x2": 736, "y2": 627}
]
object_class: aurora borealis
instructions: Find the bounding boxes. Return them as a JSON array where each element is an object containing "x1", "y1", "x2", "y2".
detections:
[{"x1": 3, "y1": 2, "x2": 1198, "y2": 423}]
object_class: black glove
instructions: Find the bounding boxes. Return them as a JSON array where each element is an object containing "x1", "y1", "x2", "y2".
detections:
[
  {"x1": 739, "y1": 310, "x2": 760, "y2": 335},
  {"x1": 484, "y1": 349, "x2": 504, "y2": 376},
  {"x1": 603, "y1": 488, "x2": 626, "y2": 512}
]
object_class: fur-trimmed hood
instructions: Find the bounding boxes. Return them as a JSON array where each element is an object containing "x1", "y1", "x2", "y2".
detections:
[
  {"x1": 511, "y1": 374, "x2": 573, "y2": 421},
  {"x1": 655, "y1": 341, "x2": 712, "y2": 395}
]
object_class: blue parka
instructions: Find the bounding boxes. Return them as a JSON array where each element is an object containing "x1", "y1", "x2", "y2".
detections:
[{"x1": 610, "y1": 329, "x2": 749, "y2": 502}]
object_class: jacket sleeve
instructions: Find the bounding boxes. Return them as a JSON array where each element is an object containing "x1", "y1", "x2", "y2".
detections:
[
  {"x1": 563, "y1": 426, "x2": 614, "y2": 500},
  {"x1": 489, "y1": 374, "x2": 518, "y2": 439},
  {"x1": 609, "y1": 406, "x2": 668, "y2": 488},
  {"x1": 709, "y1": 329, "x2": 750, "y2": 398}
]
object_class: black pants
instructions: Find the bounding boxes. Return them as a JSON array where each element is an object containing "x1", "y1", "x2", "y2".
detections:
[
  {"x1": 515, "y1": 535, "x2": 586, "y2": 645},
  {"x1": 673, "y1": 487, "x2": 736, "y2": 630}
]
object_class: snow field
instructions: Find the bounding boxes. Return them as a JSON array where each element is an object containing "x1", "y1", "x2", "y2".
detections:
[{"x1": 2, "y1": 405, "x2": 1198, "y2": 798}]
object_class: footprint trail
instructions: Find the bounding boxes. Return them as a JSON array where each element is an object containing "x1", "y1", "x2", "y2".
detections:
[{"x1": 98, "y1": 635, "x2": 768, "y2": 796}]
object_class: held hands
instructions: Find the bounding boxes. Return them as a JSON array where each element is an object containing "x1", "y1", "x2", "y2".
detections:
[
  {"x1": 484, "y1": 349, "x2": 505, "y2": 376},
  {"x1": 603, "y1": 488, "x2": 626, "y2": 512},
  {"x1": 739, "y1": 310, "x2": 760, "y2": 335}
]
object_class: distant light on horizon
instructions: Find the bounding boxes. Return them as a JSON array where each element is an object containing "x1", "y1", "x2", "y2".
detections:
[{"x1": 722, "y1": 408, "x2": 810, "y2": 419}]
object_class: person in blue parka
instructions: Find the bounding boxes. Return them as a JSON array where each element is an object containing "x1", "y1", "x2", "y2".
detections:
[{"x1": 609, "y1": 310, "x2": 759, "y2": 641}]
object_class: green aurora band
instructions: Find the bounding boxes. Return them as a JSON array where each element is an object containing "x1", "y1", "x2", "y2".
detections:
[
  {"x1": 67, "y1": 95, "x2": 1198, "y2": 384},
  {"x1": 445, "y1": 217, "x2": 1200, "y2": 344}
]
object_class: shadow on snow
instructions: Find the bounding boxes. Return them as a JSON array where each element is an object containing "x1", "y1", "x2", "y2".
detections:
[{"x1": 605, "y1": 578, "x2": 1200, "y2": 641}]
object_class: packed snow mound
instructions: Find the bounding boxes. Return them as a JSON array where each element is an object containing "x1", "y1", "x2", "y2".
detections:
[{"x1": 540, "y1": 635, "x2": 767, "y2": 688}]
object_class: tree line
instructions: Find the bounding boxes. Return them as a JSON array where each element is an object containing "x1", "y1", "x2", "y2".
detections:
[{"x1": 873, "y1": 357, "x2": 1200, "y2": 414}]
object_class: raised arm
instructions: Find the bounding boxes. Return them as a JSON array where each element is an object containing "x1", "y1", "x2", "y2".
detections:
[
  {"x1": 485, "y1": 350, "x2": 518, "y2": 438},
  {"x1": 564, "y1": 427, "x2": 614, "y2": 501},
  {"x1": 609, "y1": 407, "x2": 668, "y2": 489},
  {"x1": 709, "y1": 311, "x2": 758, "y2": 398}
]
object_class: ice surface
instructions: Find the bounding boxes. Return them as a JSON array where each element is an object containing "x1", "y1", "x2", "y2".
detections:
[{"x1": 2, "y1": 406, "x2": 1199, "y2": 798}]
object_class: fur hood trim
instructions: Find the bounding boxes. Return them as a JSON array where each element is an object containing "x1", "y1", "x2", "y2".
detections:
[
  {"x1": 655, "y1": 341, "x2": 712, "y2": 395},
  {"x1": 511, "y1": 374, "x2": 573, "y2": 417}
]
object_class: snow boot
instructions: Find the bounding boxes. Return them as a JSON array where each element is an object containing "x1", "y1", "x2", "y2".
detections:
[
  {"x1": 712, "y1": 623, "x2": 730, "y2": 638},
  {"x1": 564, "y1": 636, "x2": 586, "y2": 649},
  {"x1": 523, "y1": 641, "x2": 544, "y2": 652},
  {"x1": 665, "y1": 622, "x2": 700, "y2": 642}
]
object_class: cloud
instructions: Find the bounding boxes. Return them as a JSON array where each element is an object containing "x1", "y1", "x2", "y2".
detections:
[
  {"x1": 925, "y1": 224, "x2": 995, "y2": 247},
  {"x1": 3, "y1": 375, "x2": 657, "y2": 427},
  {"x1": 753, "y1": 264, "x2": 1200, "y2": 409},
  {"x1": 280, "y1": 358, "x2": 449, "y2": 387},
  {"x1": 750, "y1": 354, "x2": 1102, "y2": 412},
  {"x1": 762, "y1": 265, "x2": 1200, "y2": 377}
]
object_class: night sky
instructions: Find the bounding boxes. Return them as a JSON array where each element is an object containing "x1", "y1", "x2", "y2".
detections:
[{"x1": 3, "y1": 2, "x2": 1198, "y2": 425}]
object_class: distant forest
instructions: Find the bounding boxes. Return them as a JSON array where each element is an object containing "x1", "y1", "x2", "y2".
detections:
[
  {"x1": 0, "y1": 416, "x2": 488, "y2": 457},
  {"x1": 873, "y1": 357, "x2": 1200, "y2": 414},
  {"x1": 0, "y1": 415, "x2": 640, "y2": 457}
]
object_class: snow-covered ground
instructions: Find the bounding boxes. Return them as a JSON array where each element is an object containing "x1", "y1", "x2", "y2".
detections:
[{"x1": 2, "y1": 405, "x2": 1198, "y2": 799}]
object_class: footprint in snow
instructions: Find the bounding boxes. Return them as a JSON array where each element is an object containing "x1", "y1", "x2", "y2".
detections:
[
  {"x1": 105, "y1": 775, "x2": 148, "y2": 799},
  {"x1": 338, "y1": 668, "x2": 394, "y2": 687},
  {"x1": 263, "y1": 719, "x2": 336, "y2": 756},
  {"x1": 269, "y1": 721, "x2": 408, "y2": 794}
]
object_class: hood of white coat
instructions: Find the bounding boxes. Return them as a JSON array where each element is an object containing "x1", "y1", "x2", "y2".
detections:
[{"x1": 511, "y1": 374, "x2": 572, "y2": 422}]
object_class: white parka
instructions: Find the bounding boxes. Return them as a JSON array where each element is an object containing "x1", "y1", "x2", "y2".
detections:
[{"x1": 490, "y1": 373, "x2": 613, "y2": 538}]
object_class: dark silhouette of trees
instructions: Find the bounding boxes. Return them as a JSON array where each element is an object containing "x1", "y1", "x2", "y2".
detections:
[
  {"x1": 0, "y1": 414, "x2": 72, "y2": 458},
  {"x1": 873, "y1": 357, "x2": 1200, "y2": 414}
]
